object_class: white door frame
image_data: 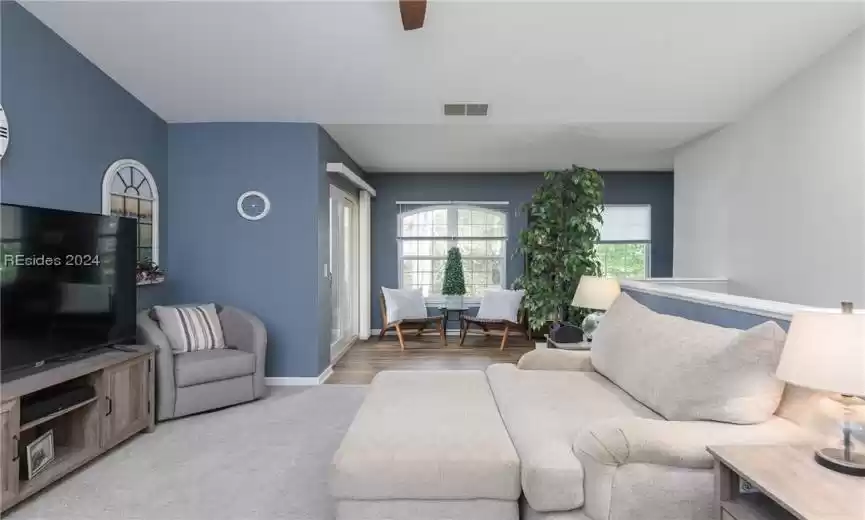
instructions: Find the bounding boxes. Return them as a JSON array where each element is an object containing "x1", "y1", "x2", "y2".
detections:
[
  {"x1": 358, "y1": 190, "x2": 372, "y2": 339},
  {"x1": 326, "y1": 162, "x2": 375, "y2": 340},
  {"x1": 329, "y1": 185, "x2": 359, "y2": 360}
]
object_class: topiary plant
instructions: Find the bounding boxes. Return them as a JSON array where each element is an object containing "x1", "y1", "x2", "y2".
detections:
[
  {"x1": 442, "y1": 246, "x2": 467, "y2": 300},
  {"x1": 516, "y1": 165, "x2": 604, "y2": 331}
]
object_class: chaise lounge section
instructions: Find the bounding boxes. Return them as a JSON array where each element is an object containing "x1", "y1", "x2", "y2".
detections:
[{"x1": 331, "y1": 293, "x2": 817, "y2": 520}]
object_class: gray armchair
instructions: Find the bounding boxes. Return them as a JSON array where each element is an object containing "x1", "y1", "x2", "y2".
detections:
[{"x1": 137, "y1": 305, "x2": 267, "y2": 420}]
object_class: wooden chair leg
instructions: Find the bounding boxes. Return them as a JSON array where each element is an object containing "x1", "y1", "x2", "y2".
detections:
[
  {"x1": 395, "y1": 324, "x2": 406, "y2": 351},
  {"x1": 459, "y1": 320, "x2": 470, "y2": 346},
  {"x1": 379, "y1": 326, "x2": 387, "y2": 341},
  {"x1": 415, "y1": 324, "x2": 426, "y2": 336},
  {"x1": 438, "y1": 320, "x2": 447, "y2": 347},
  {"x1": 500, "y1": 325, "x2": 510, "y2": 350}
]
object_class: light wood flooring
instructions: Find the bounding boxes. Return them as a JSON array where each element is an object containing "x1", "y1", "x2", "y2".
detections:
[{"x1": 325, "y1": 334, "x2": 535, "y2": 384}]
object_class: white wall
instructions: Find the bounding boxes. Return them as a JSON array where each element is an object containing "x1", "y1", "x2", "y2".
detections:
[{"x1": 674, "y1": 28, "x2": 865, "y2": 308}]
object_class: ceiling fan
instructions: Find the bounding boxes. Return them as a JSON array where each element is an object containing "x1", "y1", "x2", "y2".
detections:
[{"x1": 399, "y1": 0, "x2": 427, "y2": 30}]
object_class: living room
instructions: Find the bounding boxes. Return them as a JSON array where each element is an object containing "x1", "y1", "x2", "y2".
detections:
[{"x1": 0, "y1": 1, "x2": 863, "y2": 519}]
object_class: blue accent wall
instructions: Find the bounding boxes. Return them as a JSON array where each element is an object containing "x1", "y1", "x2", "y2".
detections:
[
  {"x1": 167, "y1": 123, "x2": 322, "y2": 378},
  {"x1": 0, "y1": 5, "x2": 363, "y2": 377},
  {"x1": 623, "y1": 289, "x2": 790, "y2": 331},
  {"x1": 0, "y1": 2, "x2": 169, "y2": 310},
  {"x1": 367, "y1": 171, "x2": 674, "y2": 328}
]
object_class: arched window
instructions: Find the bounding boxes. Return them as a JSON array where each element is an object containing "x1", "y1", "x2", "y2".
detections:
[
  {"x1": 101, "y1": 159, "x2": 159, "y2": 265},
  {"x1": 397, "y1": 205, "x2": 507, "y2": 301}
]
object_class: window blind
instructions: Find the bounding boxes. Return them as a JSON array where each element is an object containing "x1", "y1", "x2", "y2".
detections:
[{"x1": 600, "y1": 205, "x2": 651, "y2": 242}]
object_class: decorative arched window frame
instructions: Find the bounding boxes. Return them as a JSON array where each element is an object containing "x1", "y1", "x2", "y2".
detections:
[
  {"x1": 397, "y1": 203, "x2": 508, "y2": 304},
  {"x1": 101, "y1": 159, "x2": 159, "y2": 266}
]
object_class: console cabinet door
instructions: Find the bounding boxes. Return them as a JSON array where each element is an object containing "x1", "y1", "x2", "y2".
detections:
[
  {"x1": 1, "y1": 399, "x2": 20, "y2": 505},
  {"x1": 101, "y1": 357, "x2": 150, "y2": 450}
]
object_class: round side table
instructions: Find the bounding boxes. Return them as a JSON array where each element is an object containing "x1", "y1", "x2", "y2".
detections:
[{"x1": 437, "y1": 307, "x2": 469, "y2": 334}]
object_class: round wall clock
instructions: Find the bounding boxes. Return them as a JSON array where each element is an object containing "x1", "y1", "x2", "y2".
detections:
[
  {"x1": 0, "y1": 105, "x2": 9, "y2": 160},
  {"x1": 237, "y1": 191, "x2": 271, "y2": 221}
]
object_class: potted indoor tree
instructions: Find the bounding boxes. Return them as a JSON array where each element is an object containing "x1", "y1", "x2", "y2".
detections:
[
  {"x1": 442, "y1": 247, "x2": 467, "y2": 309},
  {"x1": 516, "y1": 165, "x2": 604, "y2": 341}
]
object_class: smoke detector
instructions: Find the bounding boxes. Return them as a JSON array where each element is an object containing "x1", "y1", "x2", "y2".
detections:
[{"x1": 443, "y1": 103, "x2": 488, "y2": 116}]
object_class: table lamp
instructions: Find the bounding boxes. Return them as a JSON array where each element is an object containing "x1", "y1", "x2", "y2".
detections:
[
  {"x1": 571, "y1": 275, "x2": 621, "y2": 340},
  {"x1": 776, "y1": 301, "x2": 865, "y2": 476}
]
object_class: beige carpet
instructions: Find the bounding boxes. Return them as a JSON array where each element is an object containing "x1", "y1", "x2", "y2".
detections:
[{"x1": 7, "y1": 386, "x2": 367, "y2": 520}]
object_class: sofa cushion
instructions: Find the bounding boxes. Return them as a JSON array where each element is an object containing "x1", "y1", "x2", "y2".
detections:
[
  {"x1": 149, "y1": 303, "x2": 223, "y2": 322},
  {"x1": 153, "y1": 304, "x2": 226, "y2": 353},
  {"x1": 330, "y1": 370, "x2": 520, "y2": 501},
  {"x1": 590, "y1": 293, "x2": 787, "y2": 424},
  {"x1": 174, "y1": 348, "x2": 256, "y2": 387},
  {"x1": 485, "y1": 363, "x2": 660, "y2": 513}
]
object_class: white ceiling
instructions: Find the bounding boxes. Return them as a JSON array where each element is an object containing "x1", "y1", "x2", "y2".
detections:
[{"x1": 21, "y1": 1, "x2": 864, "y2": 172}]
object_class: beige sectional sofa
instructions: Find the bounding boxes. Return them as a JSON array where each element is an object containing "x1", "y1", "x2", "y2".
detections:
[
  {"x1": 331, "y1": 293, "x2": 818, "y2": 520},
  {"x1": 498, "y1": 349, "x2": 810, "y2": 520}
]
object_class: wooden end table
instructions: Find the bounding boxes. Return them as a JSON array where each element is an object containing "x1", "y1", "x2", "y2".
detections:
[{"x1": 708, "y1": 444, "x2": 865, "y2": 520}]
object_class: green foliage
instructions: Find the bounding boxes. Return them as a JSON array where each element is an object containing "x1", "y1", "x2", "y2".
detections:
[
  {"x1": 597, "y1": 243, "x2": 648, "y2": 279},
  {"x1": 516, "y1": 165, "x2": 604, "y2": 330},
  {"x1": 442, "y1": 247, "x2": 467, "y2": 295}
]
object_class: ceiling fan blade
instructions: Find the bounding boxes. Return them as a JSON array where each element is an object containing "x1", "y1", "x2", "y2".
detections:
[{"x1": 399, "y1": 0, "x2": 426, "y2": 31}]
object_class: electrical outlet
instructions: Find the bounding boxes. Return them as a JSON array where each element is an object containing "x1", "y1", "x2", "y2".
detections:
[{"x1": 739, "y1": 478, "x2": 760, "y2": 494}]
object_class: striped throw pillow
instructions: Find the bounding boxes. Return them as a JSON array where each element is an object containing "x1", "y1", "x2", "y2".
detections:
[{"x1": 153, "y1": 304, "x2": 226, "y2": 354}]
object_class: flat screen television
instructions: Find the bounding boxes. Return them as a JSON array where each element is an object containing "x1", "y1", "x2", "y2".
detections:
[{"x1": 1, "y1": 204, "x2": 137, "y2": 375}]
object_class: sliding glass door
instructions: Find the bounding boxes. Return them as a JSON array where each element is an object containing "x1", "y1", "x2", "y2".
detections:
[{"x1": 329, "y1": 186, "x2": 358, "y2": 360}]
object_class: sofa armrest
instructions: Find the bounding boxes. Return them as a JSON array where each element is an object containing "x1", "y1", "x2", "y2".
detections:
[
  {"x1": 137, "y1": 310, "x2": 177, "y2": 420},
  {"x1": 517, "y1": 349, "x2": 593, "y2": 371},
  {"x1": 219, "y1": 306, "x2": 268, "y2": 398},
  {"x1": 574, "y1": 416, "x2": 814, "y2": 470}
]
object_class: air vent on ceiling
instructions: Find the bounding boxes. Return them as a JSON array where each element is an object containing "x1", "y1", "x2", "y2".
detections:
[
  {"x1": 443, "y1": 103, "x2": 488, "y2": 116},
  {"x1": 443, "y1": 103, "x2": 465, "y2": 116},
  {"x1": 466, "y1": 104, "x2": 488, "y2": 116}
]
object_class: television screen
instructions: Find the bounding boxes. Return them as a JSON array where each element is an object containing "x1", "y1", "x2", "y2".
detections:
[{"x1": 0, "y1": 204, "x2": 137, "y2": 373}]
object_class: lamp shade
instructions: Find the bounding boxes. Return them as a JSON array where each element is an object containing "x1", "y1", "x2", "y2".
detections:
[
  {"x1": 572, "y1": 275, "x2": 621, "y2": 311},
  {"x1": 776, "y1": 306, "x2": 865, "y2": 397}
]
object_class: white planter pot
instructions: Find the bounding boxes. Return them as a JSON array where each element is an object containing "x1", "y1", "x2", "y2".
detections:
[{"x1": 444, "y1": 295, "x2": 464, "y2": 309}]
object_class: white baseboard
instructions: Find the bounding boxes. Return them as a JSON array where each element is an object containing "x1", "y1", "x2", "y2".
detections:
[
  {"x1": 318, "y1": 366, "x2": 334, "y2": 384},
  {"x1": 330, "y1": 337, "x2": 356, "y2": 366},
  {"x1": 265, "y1": 377, "x2": 320, "y2": 386},
  {"x1": 266, "y1": 366, "x2": 334, "y2": 386}
]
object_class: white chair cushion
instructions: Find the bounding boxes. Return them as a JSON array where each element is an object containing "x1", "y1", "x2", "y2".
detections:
[
  {"x1": 382, "y1": 287, "x2": 428, "y2": 323},
  {"x1": 590, "y1": 293, "x2": 787, "y2": 424},
  {"x1": 476, "y1": 289, "x2": 525, "y2": 323}
]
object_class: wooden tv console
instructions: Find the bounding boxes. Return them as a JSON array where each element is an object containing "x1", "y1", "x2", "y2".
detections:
[{"x1": 0, "y1": 345, "x2": 156, "y2": 513}]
